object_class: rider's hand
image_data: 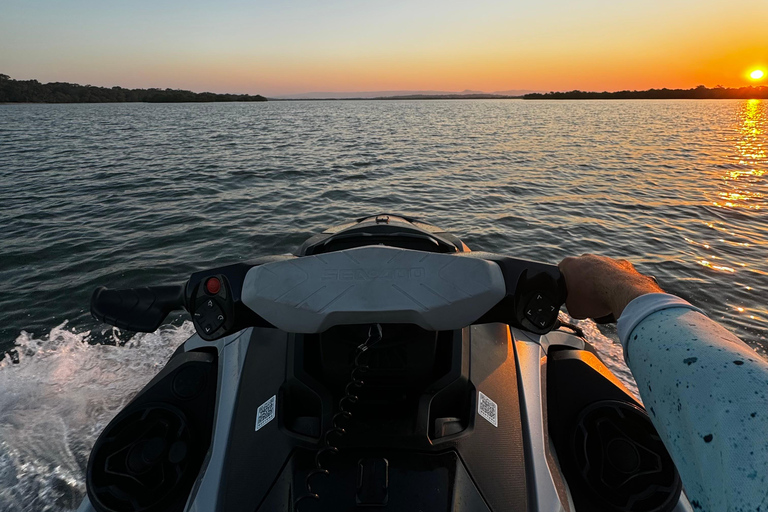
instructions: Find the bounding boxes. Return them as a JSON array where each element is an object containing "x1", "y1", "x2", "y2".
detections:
[{"x1": 558, "y1": 254, "x2": 663, "y2": 320}]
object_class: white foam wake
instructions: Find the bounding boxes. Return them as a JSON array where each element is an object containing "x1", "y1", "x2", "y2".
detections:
[
  {"x1": 558, "y1": 312, "x2": 641, "y2": 401},
  {"x1": 0, "y1": 321, "x2": 195, "y2": 512}
]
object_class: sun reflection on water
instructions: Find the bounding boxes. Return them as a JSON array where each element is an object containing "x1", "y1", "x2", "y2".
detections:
[
  {"x1": 712, "y1": 99, "x2": 766, "y2": 210},
  {"x1": 689, "y1": 100, "x2": 767, "y2": 290},
  {"x1": 683, "y1": 99, "x2": 768, "y2": 332},
  {"x1": 696, "y1": 259, "x2": 736, "y2": 273}
]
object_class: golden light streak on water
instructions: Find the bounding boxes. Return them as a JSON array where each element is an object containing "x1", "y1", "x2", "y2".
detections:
[
  {"x1": 694, "y1": 100, "x2": 767, "y2": 278},
  {"x1": 697, "y1": 259, "x2": 736, "y2": 273},
  {"x1": 712, "y1": 100, "x2": 766, "y2": 210}
]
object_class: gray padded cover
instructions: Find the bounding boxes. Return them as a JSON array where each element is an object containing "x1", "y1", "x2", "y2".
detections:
[{"x1": 241, "y1": 246, "x2": 506, "y2": 333}]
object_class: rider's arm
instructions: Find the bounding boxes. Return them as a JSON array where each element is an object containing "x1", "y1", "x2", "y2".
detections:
[
  {"x1": 618, "y1": 295, "x2": 768, "y2": 511},
  {"x1": 559, "y1": 255, "x2": 768, "y2": 512}
]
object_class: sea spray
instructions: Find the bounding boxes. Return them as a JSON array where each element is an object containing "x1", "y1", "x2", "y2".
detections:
[
  {"x1": 0, "y1": 321, "x2": 194, "y2": 512},
  {"x1": 558, "y1": 312, "x2": 641, "y2": 401}
]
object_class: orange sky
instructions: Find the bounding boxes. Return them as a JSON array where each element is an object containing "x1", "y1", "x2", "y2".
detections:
[{"x1": 1, "y1": 0, "x2": 766, "y2": 95}]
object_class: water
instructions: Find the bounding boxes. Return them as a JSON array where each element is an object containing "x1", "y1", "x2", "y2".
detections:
[{"x1": 1, "y1": 99, "x2": 766, "y2": 510}]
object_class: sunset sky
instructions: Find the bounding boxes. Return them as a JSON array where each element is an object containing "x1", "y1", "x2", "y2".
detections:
[{"x1": 1, "y1": 0, "x2": 766, "y2": 96}]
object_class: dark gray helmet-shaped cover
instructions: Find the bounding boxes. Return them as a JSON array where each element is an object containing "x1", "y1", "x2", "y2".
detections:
[{"x1": 241, "y1": 246, "x2": 506, "y2": 333}]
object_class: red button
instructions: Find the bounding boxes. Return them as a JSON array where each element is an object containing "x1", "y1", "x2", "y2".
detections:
[{"x1": 206, "y1": 277, "x2": 221, "y2": 295}]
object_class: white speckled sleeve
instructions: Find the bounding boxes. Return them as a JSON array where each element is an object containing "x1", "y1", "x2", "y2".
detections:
[
  {"x1": 617, "y1": 293, "x2": 705, "y2": 365},
  {"x1": 622, "y1": 306, "x2": 768, "y2": 511}
]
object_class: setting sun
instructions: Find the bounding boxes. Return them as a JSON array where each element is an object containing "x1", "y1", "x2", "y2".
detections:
[{"x1": 751, "y1": 69, "x2": 765, "y2": 80}]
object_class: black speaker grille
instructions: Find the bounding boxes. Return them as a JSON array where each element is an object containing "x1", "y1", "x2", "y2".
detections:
[
  {"x1": 572, "y1": 400, "x2": 682, "y2": 512},
  {"x1": 87, "y1": 404, "x2": 194, "y2": 512}
]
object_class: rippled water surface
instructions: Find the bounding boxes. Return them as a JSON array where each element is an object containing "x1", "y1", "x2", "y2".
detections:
[{"x1": 1, "y1": 99, "x2": 766, "y2": 510}]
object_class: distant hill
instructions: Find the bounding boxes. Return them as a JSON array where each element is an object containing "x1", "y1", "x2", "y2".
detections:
[
  {"x1": 372, "y1": 93, "x2": 522, "y2": 100},
  {"x1": 274, "y1": 89, "x2": 539, "y2": 99},
  {"x1": 524, "y1": 85, "x2": 768, "y2": 100},
  {"x1": 0, "y1": 74, "x2": 267, "y2": 103},
  {"x1": 491, "y1": 89, "x2": 540, "y2": 96},
  {"x1": 272, "y1": 90, "x2": 475, "y2": 99}
]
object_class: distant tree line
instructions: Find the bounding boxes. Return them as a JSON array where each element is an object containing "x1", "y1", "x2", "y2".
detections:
[
  {"x1": 524, "y1": 85, "x2": 768, "y2": 100},
  {"x1": 0, "y1": 74, "x2": 267, "y2": 103}
]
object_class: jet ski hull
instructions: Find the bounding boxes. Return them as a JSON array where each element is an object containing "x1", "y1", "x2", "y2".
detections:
[{"x1": 79, "y1": 215, "x2": 690, "y2": 512}]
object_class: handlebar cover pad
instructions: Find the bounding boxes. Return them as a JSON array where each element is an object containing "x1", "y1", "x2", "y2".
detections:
[{"x1": 241, "y1": 246, "x2": 506, "y2": 333}]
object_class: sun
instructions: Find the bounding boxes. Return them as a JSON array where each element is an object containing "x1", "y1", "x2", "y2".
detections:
[{"x1": 750, "y1": 69, "x2": 765, "y2": 80}]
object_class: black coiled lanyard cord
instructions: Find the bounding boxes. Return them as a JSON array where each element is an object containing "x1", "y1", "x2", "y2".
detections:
[{"x1": 294, "y1": 324, "x2": 383, "y2": 511}]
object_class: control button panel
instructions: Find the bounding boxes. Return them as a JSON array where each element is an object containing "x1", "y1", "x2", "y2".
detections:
[
  {"x1": 194, "y1": 298, "x2": 225, "y2": 335},
  {"x1": 191, "y1": 274, "x2": 233, "y2": 340},
  {"x1": 486, "y1": 256, "x2": 566, "y2": 335},
  {"x1": 522, "y1": 292, "x2": 559, "y2": 331}
]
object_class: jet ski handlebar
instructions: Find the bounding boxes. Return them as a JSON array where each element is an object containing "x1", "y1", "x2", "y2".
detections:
[{"x1": 91, "y1": 247, "x2": 570, "y2": 340}]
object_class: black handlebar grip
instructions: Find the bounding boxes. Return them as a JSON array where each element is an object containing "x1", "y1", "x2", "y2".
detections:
[
  {"x1": 91, "y1": 285, "x2": 186, "y2": 332},
  {"x1": 593, "y1": 313, "x2": 617, "y2": 324}
]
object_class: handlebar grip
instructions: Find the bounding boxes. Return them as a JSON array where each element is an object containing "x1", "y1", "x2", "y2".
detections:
[
  {"x1": 91, "y1": 285, "x2": 186, "y2": 332},
  {"x1": 593, "y1": 313, "x2": 617, "y2": 324}
]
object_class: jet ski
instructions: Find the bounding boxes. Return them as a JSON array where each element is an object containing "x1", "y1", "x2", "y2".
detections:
[{"x1": 78, "y1": 214, "x2": 691, "y2": 512}]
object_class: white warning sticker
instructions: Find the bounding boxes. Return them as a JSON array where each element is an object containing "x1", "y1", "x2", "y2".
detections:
[
  {"x1": 478, "y1": 391, "x2": 498, "y2": 427},
  {"x1": 255, "y1": 395, "x2": 276, "y2": 431}
]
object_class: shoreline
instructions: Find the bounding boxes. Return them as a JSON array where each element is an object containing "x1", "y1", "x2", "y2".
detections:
[{"x1": 2, "y1": 97, "x2": 765, "y2": 104}]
